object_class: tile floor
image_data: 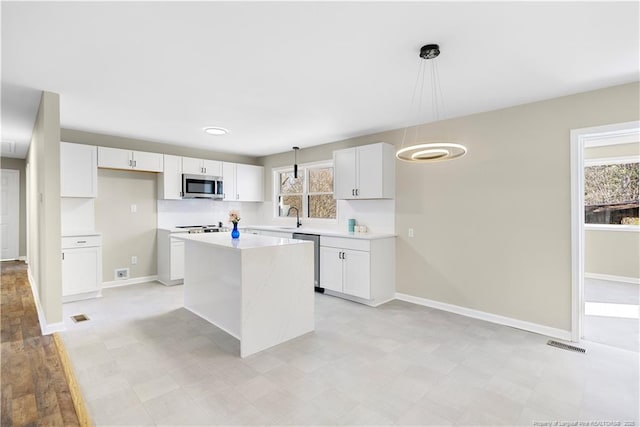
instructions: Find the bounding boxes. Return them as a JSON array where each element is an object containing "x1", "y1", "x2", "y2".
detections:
[
  {"x1": 61, "y1": 282, "x2": 639, "y2": 426},
  {"x1": 584, "y1": 278, "x2": 639, "y2": 352}
]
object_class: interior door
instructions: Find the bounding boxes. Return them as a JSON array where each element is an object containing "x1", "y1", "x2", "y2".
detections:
[{"x1": 0, "y1": 169, "x2": 19, "y2": 260}]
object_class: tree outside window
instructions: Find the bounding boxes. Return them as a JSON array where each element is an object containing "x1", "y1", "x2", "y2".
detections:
[
  {"x1": 276, "y1": 163, "x2": 337, "y2": 220},
  {"x1": 584, "y1": 161, "x2": 639, "y2": 225}
]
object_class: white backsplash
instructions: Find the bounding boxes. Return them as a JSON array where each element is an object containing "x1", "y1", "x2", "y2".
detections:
[
  {"x1": 258, "y1": 199, "x2": 395, "y2": 234},
  {"x1": 157, "y1": 199, "x2": 261, "y2": 228}
]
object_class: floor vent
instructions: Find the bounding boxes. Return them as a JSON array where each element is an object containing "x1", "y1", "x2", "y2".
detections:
[
  {"x1": 547, "y1": 340, "x2": 586, "y2": 354},
  {"x1": 71, "y1": 314, "x2": 89, "y2": 323}
]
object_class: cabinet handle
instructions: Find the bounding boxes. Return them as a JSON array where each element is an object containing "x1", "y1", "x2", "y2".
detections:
[
  {"x1": 62, "y1": 252, "x2": 65, "y2": 260},
  {"x1": 236, "y1": 194, "x2": 239, "y2": 200},
  {"x1": 129, "y1": 159, "x2": 132, "y2": 167},
  {"x1": 76, "y1": 240, "x2": 87, "y2": 244},
  {"x1": 355, "y1": 189, "x2": 359, "y2": 196},
  {"x1": 351, "y1": 189, "x2": 355, "y2": 196},
  {"x1": 204, "y1": 167, "x2": 207, "y2": 174}
]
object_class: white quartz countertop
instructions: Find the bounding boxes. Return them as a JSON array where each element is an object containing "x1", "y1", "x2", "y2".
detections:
[
  {"x1": 172, "y1": 232, "x2": 311, "y2": 250},
  {"x1": 243, "y1": 225, "x2": 397, "y2": 240}
]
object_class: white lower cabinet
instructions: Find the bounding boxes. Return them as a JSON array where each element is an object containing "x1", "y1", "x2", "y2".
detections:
[
  {"x1": 320, "y1": 236, "x2": 395, "y2": 306},
  {"x1": 61, "y1": 235, "x2": 102, "y2": 302},
  {"x1": 158, "y1": 229, "x2": 185, "y2": 285}
]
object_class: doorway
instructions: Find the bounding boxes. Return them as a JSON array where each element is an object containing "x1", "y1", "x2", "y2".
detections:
[
  {"x1": 1, "y1": 169, "x2": 20, "y2": 260},
  {"x1": 571, "y1": 121, "x2": 640, "y2": 351}
]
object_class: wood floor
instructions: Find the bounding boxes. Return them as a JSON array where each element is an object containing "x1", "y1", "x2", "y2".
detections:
[{"x1": 1, "y1": 260, "x2": 80, "y2": 426}]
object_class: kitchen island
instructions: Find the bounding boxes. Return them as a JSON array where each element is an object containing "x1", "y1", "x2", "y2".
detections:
[{"x1": 173, "y1": 233, "x2": 314, "y2": 357}]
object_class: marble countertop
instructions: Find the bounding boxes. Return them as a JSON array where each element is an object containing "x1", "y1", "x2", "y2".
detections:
[{"x1": 172, "y1": 232, "x2": 311, "y2": 250}]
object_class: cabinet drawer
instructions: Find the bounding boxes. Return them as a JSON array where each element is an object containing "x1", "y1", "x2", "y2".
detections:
[
  {"x1": 320, "y1": 236, "x2": 369, "y2": 252},
  {"x1": 62, "y1": 235, "x2": 102, "y2": 249}
]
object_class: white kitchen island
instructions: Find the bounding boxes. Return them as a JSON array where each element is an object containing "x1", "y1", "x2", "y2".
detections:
[{"x1": 173, "y1": 233, "x2": 314, "y2": 357}]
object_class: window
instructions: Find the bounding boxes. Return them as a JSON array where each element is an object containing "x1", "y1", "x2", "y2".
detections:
[
  {"x1": 275, "y1": 162, "x2": 337, "y2": 220},
  {"x1": 585, "y1": 160, "x2": 639, "y2": 225}
]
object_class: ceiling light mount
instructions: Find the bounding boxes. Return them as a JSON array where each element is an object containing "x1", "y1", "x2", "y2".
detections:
[
  {"x1": 203, "y1": 126, "x2": 229, "y2": 136},
  {"x1": 396, "y1": 43, "x2": 468, "y2": 163},
  {"x1": 419, "y1": 44, "x2": 440, "y2": 60}
]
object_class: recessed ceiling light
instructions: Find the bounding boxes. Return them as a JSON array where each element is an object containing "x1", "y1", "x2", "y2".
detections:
[{"x1": 203, "y1": 126, "x2": 229, "y2": 136}]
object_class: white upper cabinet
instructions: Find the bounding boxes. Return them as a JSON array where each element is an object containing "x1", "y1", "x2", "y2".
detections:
[
  {"x1": 236, "y1": 164, "x2": 264, "y2": 202},
  {"x1": 182, "y1": 157, "x2": 222, "y2": 176},
  {"x1": 158, "y1": 154, "x2": 183, "y2": 200},
  {"x1": 333, "y1": 142, "x2": 395, "y2": 199},
  {"x1": 222, "y1": 162, "x2": 236, "y2": 201},
  {"x1": 222, "y1": 162, "x2": 264, "y2": 202},
  {"x1": 98, "y1": 147, "x2": 163, "y2": 172},
  {"x1": 60, "y1": 142, "x2": 97, "y2": 197}
]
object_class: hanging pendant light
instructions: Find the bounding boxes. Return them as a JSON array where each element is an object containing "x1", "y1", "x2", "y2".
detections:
[
  {"x1": 395, "y1": 44, "x2": 467, "y2": 163},
  {"x1": 292, "y1": 146, "x2": 300, "y2": 178}
]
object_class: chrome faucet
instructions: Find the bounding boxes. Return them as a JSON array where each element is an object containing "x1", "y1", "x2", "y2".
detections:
[{"x1": 287, "y1": 206, "x2": 302, "y2": 228}]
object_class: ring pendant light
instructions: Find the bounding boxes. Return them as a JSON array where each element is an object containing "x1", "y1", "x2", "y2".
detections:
[{"x1": 395, "y1": 44, "x2": 468, "y2": 163}]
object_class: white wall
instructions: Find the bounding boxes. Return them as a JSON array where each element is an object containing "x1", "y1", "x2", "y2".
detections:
[{"x1": 26, "y1": 91, "x2": 62, "y2": 328}]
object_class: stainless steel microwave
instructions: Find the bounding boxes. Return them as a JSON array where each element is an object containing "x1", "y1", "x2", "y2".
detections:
[{"x1": 182, "y1": 174, "x2": 223, "y2": 199}]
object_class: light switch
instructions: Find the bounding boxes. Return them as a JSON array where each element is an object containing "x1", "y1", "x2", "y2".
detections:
[
  {"x1": 131, "y1": 256, "x2": 138, "y2": 265},
  {"x1": 408, "y1": 228, "x2": 414, "y2": 238},
  {"x1": 130, "y1": 204, "x2": 137, "y2": 213}
]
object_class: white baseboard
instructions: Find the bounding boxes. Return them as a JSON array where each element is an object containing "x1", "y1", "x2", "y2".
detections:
[
  {"x1": 395, "y1": 292, "x2": 572, "y2": 341},
  {"x1": 27, "y1": 267, "x2": 66, "y2": 336},
  {"x1": 585, "y1": 272, "x2": 640, "y2": 285},
  {"x1": 102, "y1": 275, "x2": 159, "y2": 288}
]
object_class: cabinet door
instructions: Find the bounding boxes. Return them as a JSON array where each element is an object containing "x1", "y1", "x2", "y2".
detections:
[
  {"x1": 222, "y1": 162, "x2": 237, "y2": 201},
  {"x1": 182, "y1": 157, "x2": 203, "y2": 175},
  {"x1": 62, "y1": 247, "x2": 100, "y2": 296},
  {"x1": 170, "y1": 239, "x2": 184, "y2": 280},
  {"x1": 356, "y1": 144, "x2": 383, "y2": 199},
  {"x1": 236, "y1": 164, "x2": 264, "y2": 202},
  {"x1": 159, "y1": 154, "x2": 182, "y2": 200},
  {"x1": 320, "y1": 246, "x2": 343, "y2": 292},
  {"x1": 98, "y1": 146, "x2": 132, "y2": 170},
  {"x1": 333, "y1": 148, "x2": 357, "y2": 199},
  {"x1": 202, "y1": 159, "x2": 222, "y2": 177},
  {"x1": 343, "y1": 249, "x2": 370, "y2": 299},
  {"x1": 132, "y1": 151, "x2": 163, "y2": 172},
  {"x1": 60, "y1": 142, "x2": 97, "y2": 197}
]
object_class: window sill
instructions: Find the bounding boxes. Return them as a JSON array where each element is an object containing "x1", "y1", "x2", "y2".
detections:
[{"x1": 585, "y1": 224, "x2": 640, "y2": 232}]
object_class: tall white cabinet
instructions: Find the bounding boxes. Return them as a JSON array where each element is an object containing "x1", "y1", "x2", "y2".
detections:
[
  {"x1": 333, "y1": 142, "x2": 395, "y2": 199},
  {"x1": 60, "y1": 142, "x2": 97, "y2": 197}
]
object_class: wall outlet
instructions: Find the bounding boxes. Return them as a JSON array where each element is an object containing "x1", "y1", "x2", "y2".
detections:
[
  {"x1": 131, "y1": 256, "x2": 138, "y2": 265},
  {"x1": 130, "y1": 204, "x2": 137, "y2": 213},
  {"x1": 115, "y1": 268, "x2": 129, "y2": 280},
  {"x1": 408, "y1": 228, "x2": 414, "y2": 238}
]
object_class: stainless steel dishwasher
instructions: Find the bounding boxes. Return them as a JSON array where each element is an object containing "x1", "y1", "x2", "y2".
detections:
[{"x1": 292, "y1": 232, "x2": 324, "y2": 293}]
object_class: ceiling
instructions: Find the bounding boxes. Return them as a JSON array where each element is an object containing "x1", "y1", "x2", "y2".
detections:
[{"x1": 2, "y1": 2, "x2": 638, "y2": 159}]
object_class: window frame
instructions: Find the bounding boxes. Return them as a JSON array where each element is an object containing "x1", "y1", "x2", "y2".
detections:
[
  {"x1": 584, "y1": 154, "x2": 639, "y2": 231},
  {"x1": 273, "y1": 160, "x2": 338, "y2": 224}
]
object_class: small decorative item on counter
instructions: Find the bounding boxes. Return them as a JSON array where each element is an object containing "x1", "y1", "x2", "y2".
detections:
[
  {"x1": 348, "y1": 218, "x2": 356, "y2": 233},
  {"x1": 356, "y1": 225, "x2": 368, "y2": 233},
  {"x1": 229, "y1": 210, "x2": 241, "y2": 239}
]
